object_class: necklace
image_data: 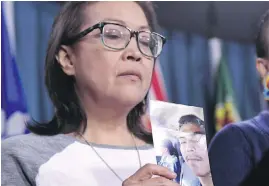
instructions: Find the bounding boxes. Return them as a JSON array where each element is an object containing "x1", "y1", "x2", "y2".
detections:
[{"x1": 79, "y1": 133, "x2": 142, "y2": 182}]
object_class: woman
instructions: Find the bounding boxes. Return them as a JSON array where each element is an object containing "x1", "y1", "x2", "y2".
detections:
[
  {"x1": 208, "y1": 9, "x2": 269, "y2": 186},
  {"x1": 2, "y1": 2, "x2": 179, "y2": 186}
]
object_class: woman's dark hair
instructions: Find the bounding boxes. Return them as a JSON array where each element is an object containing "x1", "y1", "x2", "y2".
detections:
[
  {"x1": 256, "y1": 9, "x2": 269, "y2": 58},
  {"x1": 27, "y1": 2, "x2": 160, "y2": 144}
]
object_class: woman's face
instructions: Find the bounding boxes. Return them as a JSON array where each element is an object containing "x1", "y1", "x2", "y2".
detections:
[{"x1": 63, "y1": 2, "x2": 154, "y2": 108}]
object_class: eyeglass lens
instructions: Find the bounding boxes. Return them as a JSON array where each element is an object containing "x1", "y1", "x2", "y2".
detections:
[{"x1": 102, "y1": 23, "x2": 163, "y2": 57}]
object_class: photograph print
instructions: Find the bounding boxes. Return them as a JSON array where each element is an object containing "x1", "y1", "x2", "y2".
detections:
[{"x1": 149, "y1": 100, "x2": 213, "y2": 186}]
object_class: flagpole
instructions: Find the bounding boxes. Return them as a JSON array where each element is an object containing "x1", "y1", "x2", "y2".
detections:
[
  {"x1": 2, "y1": 1, "x2": 16, "y2": 56},
  {"x1": 205, "y1": 2, "x2": 218, "y2": 142}
]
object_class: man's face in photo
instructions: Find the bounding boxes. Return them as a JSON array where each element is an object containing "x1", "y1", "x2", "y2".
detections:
[{"x1": 178, "y1": 123, "x2": 211, "y2": 177}]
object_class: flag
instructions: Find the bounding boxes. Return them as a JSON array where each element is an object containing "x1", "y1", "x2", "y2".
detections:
[
  {"x1": 1, "y1": 2, "x2": 29, "y2": 139},
  {"x1": 149, "y1": 60, "x2": 168, "y2": 101},
  {"x1": 212, "y1": 39, "x2": 241, "y2": 131},
  {"x1": 143, "y1": 60, "x2": 168, "y2": 131}
]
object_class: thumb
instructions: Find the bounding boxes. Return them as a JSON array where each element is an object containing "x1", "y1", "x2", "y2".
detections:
[{"x1": 128, "y1": 164, "x2": 177, "y2": 182}]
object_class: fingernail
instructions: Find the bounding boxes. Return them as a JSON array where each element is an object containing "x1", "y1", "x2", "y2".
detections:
[{"x1": 172, "y1": 172, "x2": 177, "y2": 177}]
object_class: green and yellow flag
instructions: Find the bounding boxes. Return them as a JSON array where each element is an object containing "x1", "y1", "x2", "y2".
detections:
[{"x1": 215, "y1": 55, "x2": 241, "y2": 131}]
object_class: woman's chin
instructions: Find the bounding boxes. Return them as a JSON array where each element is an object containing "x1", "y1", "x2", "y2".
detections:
[
  {"x1": 122, "y1": 97, "x2": 144, "y2": 107},
  {"x1": 112, "y1": 94, "x2": 145, "y2": 108}
]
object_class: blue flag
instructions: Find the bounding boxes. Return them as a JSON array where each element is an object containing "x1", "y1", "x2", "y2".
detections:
[{"x1": 1, "y1": 3, "x2": 29, "y2": 139}]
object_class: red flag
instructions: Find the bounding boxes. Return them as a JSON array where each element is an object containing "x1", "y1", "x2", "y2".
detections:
[
  {"x1": 143, "y1": 60, "x2": 167, "y2": 131},
  {"x1": 150, "y1": 60, "x2": 167, "y2": 101}
]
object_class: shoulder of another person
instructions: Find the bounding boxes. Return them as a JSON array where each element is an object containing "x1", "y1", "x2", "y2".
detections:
[
  {"x1": 208, "y1": 120, "x2": 258, "y2": 186},
  {"x1": 2, "y1": 133, "x2": 38, "y2": 153},
  {"x1": 209, "y1": 121, "x2": 253, "y2": 153},
  {"x1": 229, "y1": 116, "x2": 267, "y2": 142},
  {"x1": 216, "y1": 119, "x2": 255, "y2": 141},
  {"x1": 2, "y1": 133, "x2": 73, "y2": 157}
]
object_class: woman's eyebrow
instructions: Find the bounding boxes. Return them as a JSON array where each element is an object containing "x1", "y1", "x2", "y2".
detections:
[
  {"x1": 103, "y1": 18, "x2": 126, "y2": 25},
  {"x1": 102, "y1": 18, "x2": 151, "y2": 30},
  {"x1": 139, "y1": 25, "x2": 151, "y2": 31}
]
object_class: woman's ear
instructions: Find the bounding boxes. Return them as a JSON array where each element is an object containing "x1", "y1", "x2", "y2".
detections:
[
  {"x1": 256, "y1": 58, "x2": 269, "y2": 78},
  {"x1": 56, "y1": 45, "x2": 75, "y2": 76}
]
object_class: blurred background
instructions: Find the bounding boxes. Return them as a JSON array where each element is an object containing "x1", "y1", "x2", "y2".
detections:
[{"x1": 2, "y1": 1, "x2": 269, "y2": 141}]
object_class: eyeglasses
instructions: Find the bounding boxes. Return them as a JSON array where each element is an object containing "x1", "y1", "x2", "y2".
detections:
[
  {"x1": 178, "y1": 133, "x2": 205, "y2": 146},
  {"x1": 63, "y1": 22, "x2": 166, "y2": 58}
]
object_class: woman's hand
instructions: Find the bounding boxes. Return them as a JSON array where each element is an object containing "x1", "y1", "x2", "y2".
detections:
[{"x1": 122, "y1": 164, "x2": 180, "y2": 186}]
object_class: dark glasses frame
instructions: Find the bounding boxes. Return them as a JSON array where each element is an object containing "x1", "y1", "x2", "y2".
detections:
[{"x1": 62, "y1": 22, "x2": 166, "y2": 58}]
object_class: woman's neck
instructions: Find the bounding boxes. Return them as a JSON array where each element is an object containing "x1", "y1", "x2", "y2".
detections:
[
  {"x1": 78, "y1": 109, "x2": 146, "y2": 147},
  {"x1": 199, "y1": 174, "x2": 214, "y2": 186},
  {"x1": 75, "y1": 89, "x2": 147, "y2": 146}
]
